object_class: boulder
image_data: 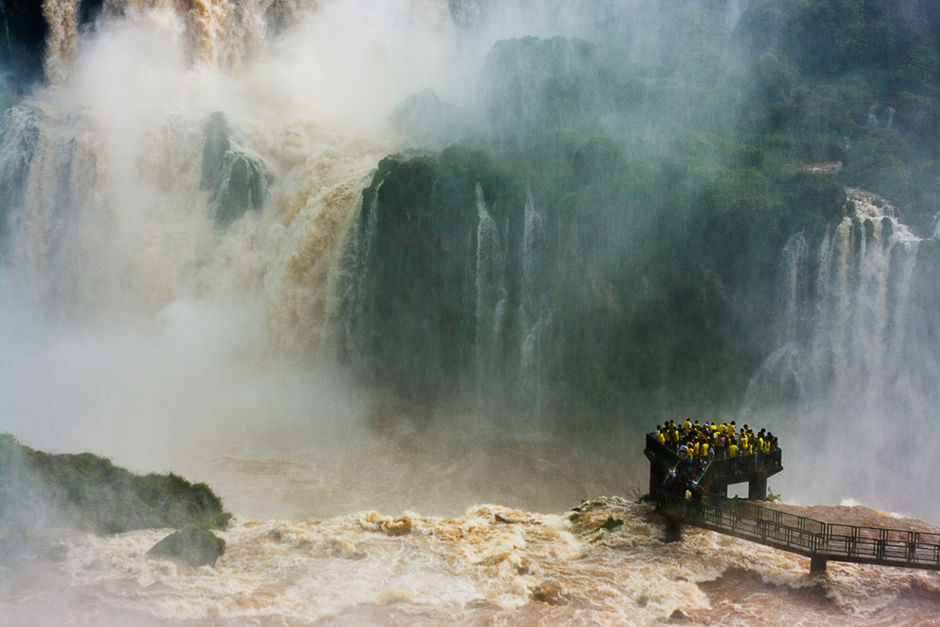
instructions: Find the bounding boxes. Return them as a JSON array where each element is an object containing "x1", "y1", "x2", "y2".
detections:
[
  {"x1": 669, "y1": 608, "x2": 693, "y2": 623},
  {"x1": 147, "y1": 526, "x2": 225, "y2": 568},
  {"x1": 531, "y1": 580, "x2": 564, "y2": 604}
]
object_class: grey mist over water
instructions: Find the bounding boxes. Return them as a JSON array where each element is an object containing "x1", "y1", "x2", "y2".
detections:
[{"x1": 0, "y1": 0, "x2": 939, "y2": 526}]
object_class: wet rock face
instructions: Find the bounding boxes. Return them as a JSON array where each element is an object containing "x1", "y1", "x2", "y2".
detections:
[
  {"x1": 0, "y1": 0, "x2": 105, "y2": 86},
  {"x1": 0, "y1": 1, "x2": 47, "y2": 85},
  {"x1": 78, "y1": 0, "x2": 105, "y2": 25},
  {"x1": 342, "y1": 146, "x2": 525, "y2": 408},
  {"x1": 199, "y1": 112, "x2": 272, "y2": 227},
  {"x1": 147, "y1": 527, "x2": 225, "y2": 568}
]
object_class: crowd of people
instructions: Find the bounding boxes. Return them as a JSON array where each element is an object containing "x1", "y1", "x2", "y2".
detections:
[{"x1": 653, "y1": 419, "x2": 780, "y2": 501}]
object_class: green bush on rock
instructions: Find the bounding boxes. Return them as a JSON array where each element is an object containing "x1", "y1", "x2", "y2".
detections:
[{"x1": 0, "y1": 435, "x2": 230, "y2": 535}]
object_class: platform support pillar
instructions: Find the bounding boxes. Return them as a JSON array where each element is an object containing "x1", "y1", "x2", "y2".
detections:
[
  {"x1": 664, "y1": 516, "x2": 682, "y2": 543},
  {"x1": 748, "y1": 475, "x2": 767, "y2": 500},
  {"x1": 810, "y1": 556, "x2": 827, "y2": 574},
  {"x1": 649, "y1": 460, "x2": 666, "y2": 499}
]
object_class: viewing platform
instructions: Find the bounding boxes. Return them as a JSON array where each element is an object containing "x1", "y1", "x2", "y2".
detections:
[
  {"x1": 644, "y1": 431, "x2": 940, "y2": 573},
  {"x1": 644, "y1": 432, "x2": 783, "y2": 500},
  {"x1": 657, "y1": 495, "x2": 940, "y2": 574}
]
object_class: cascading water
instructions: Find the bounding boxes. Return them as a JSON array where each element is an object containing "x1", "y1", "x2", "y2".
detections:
[
  {"x1": 0, "y1": 105, "x2": 41, "y2": 246},
  {"x1": 42, "y1": 0, "x2": 79, "y2": 84},
  {"x1": 473, "y1": 182, "x2": 507, "y2": 404},
  {"x1": 517, "y1": 187, "x2": 551, "y2": 422},
  {"x1": 5, "y1": 100, "x2": 107, "y2": 314},
  {"x1": 776, "y1": 229, "x2": 808, "y2": 349},
  {"x1": 743, "y1": 188, "x2": 934, "y2": 516},
  {"x1": 342, "y1": 169, "x2": 554, "y2": 429},
  {"x1": 0, "y1": 0, "x2": 456, "y2": 461},
  {"x1": 341, "y1": 176, "x2": 382, "y2": 367},
  {"x1": 3, "y1": 3, "x2": 940, "y2": 624}
]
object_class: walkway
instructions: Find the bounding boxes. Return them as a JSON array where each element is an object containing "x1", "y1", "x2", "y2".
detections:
[
  {"x1": 644, "y1": 432, "x2": 940, "y2": 573},
  {"x1": 658, "y1": 495, "x2": 940, "y2": 573}
]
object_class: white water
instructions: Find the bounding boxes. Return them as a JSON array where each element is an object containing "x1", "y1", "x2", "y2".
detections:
[
  {"x1": 518, "y1": 187, "x2": 551, "y2": 421},
  {"x1": 473, "y1": 182, "x2": 507, "y2": 404},
  {"x1": 743, "y1": 189, "x2": 937, "y2": 521},
  {"x1": 1, "y1": 2, "x2": 940, "y2": 624},
  {"x1": 5, "y1": 496, "x2": 940, "y2": 625},
  {"x1": 0, "y1": 0, "x2": 469, "y2": 463}
]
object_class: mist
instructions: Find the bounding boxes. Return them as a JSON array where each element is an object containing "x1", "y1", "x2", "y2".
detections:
[
  {"x1": 0, "y1": 0, "x2": 648, "y2": 522},
  {"x1": 0, "y1": 0, "x2": 938, "y2": 535}
]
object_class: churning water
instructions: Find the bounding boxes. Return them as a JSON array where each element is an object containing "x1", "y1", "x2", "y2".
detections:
[{"x1": 1, "y1": 1, "x2": 939, "y2": 624}]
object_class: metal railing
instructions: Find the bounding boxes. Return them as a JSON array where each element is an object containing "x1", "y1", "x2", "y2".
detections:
[
  {"x1": 644, "y1": 433, "x2": 680, "y2": 466},
  {"x1": 658, "y1": 494, "x2": 940, "y2": 570},
  {"x1": 645, "y1": 432, "x2": 783, "y2": 488},
  {"x1": 696, "y1": 448, "x2": 782, "y2": 487}
]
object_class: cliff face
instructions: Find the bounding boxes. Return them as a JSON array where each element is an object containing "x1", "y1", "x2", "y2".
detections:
[
  {"x1": 339, "y1": 0, "x2": 940, "y2": 430},
  {"x1": 340, "y1": 35, "x2": 850, "y2": 426},
  {"x1": 0, "y1": 1, "x2": 48, "y2": 87},
  {"x1": 342, "y1": 147, "x2": 525, "y2": 414}
]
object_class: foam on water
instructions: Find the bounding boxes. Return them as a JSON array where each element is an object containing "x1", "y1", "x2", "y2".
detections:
[{"x1": 36, "y1": 498, "x2": 938, "y2": 625}]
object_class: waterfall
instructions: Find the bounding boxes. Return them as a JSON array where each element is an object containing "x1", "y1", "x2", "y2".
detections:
[
  {"x1": 751, "y1": 190, "x2": 922, "y2": 405},
  {"x1": 804, "y1": 192, "x2": 919, "y2": 400},
  {"x1": 0, "y1": 1, "x2": 405, "y2": 349},
  {"x1": 6, "y1": 103, "x2": 104, "y2": 313},
  {"x1": 518, "y1": 187, "x2": 550, "y2": 419},
  {"x1": 342, "y1": 177, "x2": 383, "y2": 366},
  {"x1": 777, "y1": 230, "x2": 807, "y2": 346},
  {"x1": 473, "y1": 182, "x2": 507, "y2": 400},
  {"x1": 0, "y1": 106, "x2": 41, "y2": 245},
  {"x1": 43, "y1": 0, "x2": 79, "y2": 84},
  {"x1": 744, "y1": 188, "x2": 934, "y2": 513}
]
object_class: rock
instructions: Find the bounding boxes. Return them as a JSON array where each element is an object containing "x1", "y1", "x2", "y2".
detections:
[
  {"x1": 0, "y1": 434, "x2": 231, "y2": 535},
  {"x1": 0, "y1": 2, "x2": 47, "y2": 85},
  {"x1": 669, "y1": 608, "x2": 693, "y2": 623},
  {"x1": 200, "y1": 111, "x2": 272, "y2": 227},
  {"x1": 531, "y1": 580, "x2": 564, "y2": 604},
  {"x1": 146, "y1": 527, "x2": 225, "y2": 568},
  {"x1": 390, "y1": 88, "x2": 473, "y2": 147}
]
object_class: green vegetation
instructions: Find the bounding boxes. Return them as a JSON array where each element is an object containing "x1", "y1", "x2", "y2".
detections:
[
  {"x1": 0, "y1": 434, "x2": 230, "y2": 535},
  {"x1": 737, "y1": 0, "x2": 940, "y2": 232},
  {"x1": 344, "y1": 1, "x2": 940, "y2": 427}
]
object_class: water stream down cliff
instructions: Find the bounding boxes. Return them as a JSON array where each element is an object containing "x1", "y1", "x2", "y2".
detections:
[{"x1": 1, "y1": 0, "x2": 940, "y2": 624}]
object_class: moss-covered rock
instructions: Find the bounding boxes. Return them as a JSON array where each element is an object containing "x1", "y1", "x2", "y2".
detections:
[
  {"x1": 0, "y1": 434, "x2": 230, "y2": 535},
  {"x1": 200, "y1": 111, "x2": 272, "y2": 227},
  {"x1": 146, "y1": 526, "x2": 225, "y2": 568}
]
